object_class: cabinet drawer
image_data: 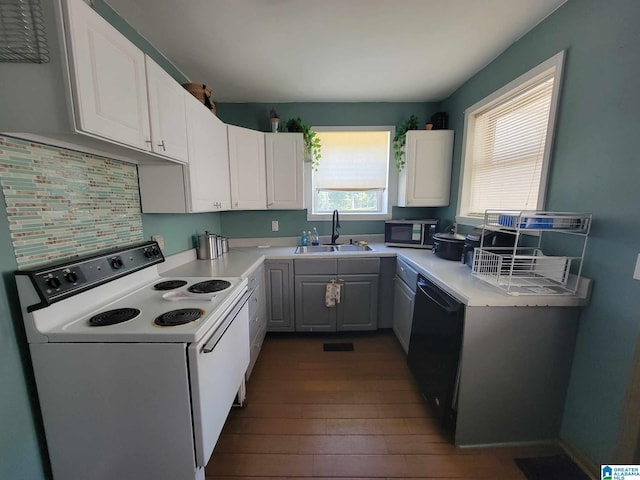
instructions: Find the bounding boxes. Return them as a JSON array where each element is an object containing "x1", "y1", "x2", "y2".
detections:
[
  {"x1": 248, "y1": 284, "x2": 262, "y2": 318},
  {"x1": 295, "y1": 258, "x2": 337, "y2": 275},
  {"x1": 396, "y1": 258, "x2": 418, "y2": 291},
  {"x1": 247, "y1": 264, "x2": 264, "y2": 291},
  {"x1": 248, "y1": 304, "x2": 264, "y2": 341},
  {"x1": 338, "y1": 258, "x2": 380, "y2": 275}
]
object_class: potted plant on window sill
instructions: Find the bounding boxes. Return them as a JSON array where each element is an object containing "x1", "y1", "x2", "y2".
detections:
[
  {"x1": 286, "y1": 117, "x2": 322, "y2": 170},
  {"x1": 393, "y1": 115, "x2": 419, "y2": 171}
]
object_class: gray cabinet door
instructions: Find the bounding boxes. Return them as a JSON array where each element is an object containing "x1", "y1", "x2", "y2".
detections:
[
  {"x1": 294, "y1": 275, "x2": 337, "y2": 332},
  {"x1": 392, "y1": 276, "x2": 414, "y2": 354},
  {"x1": 265, "y1": 260, "x2": 294, "y2": 332},
  {"x1": 337, "y1": 274, "x2": 379, "y2": 331}
]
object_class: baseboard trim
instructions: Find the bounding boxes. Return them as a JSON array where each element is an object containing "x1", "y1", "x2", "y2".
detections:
[{"x1": 559, "y1": 437, "x2": 599, "y2": 480}]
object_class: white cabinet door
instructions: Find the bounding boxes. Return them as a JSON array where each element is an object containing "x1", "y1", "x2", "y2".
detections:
[
  {"x1": 398, "y1": 130, "x2": 454, "y2": 207},
  {"x1": 63, "y1": 0, "x2": 151, "y2": 151},
  {"x1": 145, "y1": 56, "x2": 189, "y2": 163},
  {"x1": 228, "y1": 125, "x2": 266, "y2": 210},
  {"x1": 185, "y1": 93, "x2": 230, "y2": 212},
  {"x1": 265, "y1": 133, "x2": 304, "y2": 209}
]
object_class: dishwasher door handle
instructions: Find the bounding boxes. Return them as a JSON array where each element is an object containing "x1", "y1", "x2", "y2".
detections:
[{"x1": 417, "y1": 280, "x2": 460, "y2": 314}]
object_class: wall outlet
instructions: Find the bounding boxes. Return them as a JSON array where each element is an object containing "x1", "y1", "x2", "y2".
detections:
[
  {"x1": 271, "y1": 221, "x2": 279, "y2": 232},
  {"x1": 151, "y1": 235, "x2": 165, "y2": 250},
  {"x1": 634, "y1": 253, "x2": 640, "y2": 280}
]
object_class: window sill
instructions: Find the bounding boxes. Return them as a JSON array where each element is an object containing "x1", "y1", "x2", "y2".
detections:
[
  {"x1": 307, "y1": 212, "x2": 392, "y2": 222},
  {"x1": 455, "y1": 215, "x2": 485, "y2": 228}
]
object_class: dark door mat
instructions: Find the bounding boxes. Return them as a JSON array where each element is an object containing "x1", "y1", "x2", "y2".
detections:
[
  {"x1": 515, "y1": 454, "x2": 590, "y2": 480},
  {"x1": 323, "y1": 342, "x2": 354, "y2": 351}
]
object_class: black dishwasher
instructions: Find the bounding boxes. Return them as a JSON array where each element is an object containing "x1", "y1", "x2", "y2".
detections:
[{"x1": 407, "y1": 274, "x2": 464, "y2": 431}]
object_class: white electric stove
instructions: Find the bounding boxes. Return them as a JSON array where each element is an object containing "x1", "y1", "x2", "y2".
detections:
[{"x1": 15, "y1": 241, "x2": 250, "y2": 480}]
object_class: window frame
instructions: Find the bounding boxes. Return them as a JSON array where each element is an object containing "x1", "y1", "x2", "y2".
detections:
[
  {"x1": 305, "y1": 125, "x2": 397, "y2": 221},
  {"x1": 456, "y1": 50, "x2": 565, "y2": 227}
]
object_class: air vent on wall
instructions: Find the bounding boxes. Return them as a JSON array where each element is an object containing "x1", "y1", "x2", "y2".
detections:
[{"x1": 0, "y1": 0, "x2": 49, "y2": 63}]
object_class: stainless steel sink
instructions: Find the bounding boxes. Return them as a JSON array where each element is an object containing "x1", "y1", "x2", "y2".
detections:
[
  {"x1": 294, "y1": 244, "x2": 375, "y2": 254},
  {"x1": 295, "y1": 245, "x2": 335, "y2": 253},
  {"x1": 333, "y1": 244, "x2": 374, "y2": 252}
]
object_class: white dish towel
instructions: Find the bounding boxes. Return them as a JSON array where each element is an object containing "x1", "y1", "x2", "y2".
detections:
[{"x1": 325, "y1": 281, "x2": 341, "y2": 307}]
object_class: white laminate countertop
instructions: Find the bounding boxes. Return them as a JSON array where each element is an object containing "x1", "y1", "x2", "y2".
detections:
[{"x1": 161, "y1": 244, "x2": 592, "y2": 308}]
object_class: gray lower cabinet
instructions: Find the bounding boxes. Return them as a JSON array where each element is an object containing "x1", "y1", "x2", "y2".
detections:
[
  {"x1": 392, "y1": 258, "x2": 418, "y2": 353},
  {"x1": 246, "y1": 264, "x2": 266, "y2": 379},
  {"x1": 294, "y1": 258, "x2": 380, "y2": 332},
  {"x1": 265, "y1": 260, "x2": 294, "y2": 332}
]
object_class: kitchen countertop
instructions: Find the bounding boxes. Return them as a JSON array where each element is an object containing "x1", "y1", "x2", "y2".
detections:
[{"x1": 162, "y1": 244, "x2": 592, "y2": 308}]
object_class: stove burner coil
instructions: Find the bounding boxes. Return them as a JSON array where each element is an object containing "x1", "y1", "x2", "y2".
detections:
[
  {"x1": 154, "y1": 308, "x2": 205, "y2": 327},
  {"x1": 187, "y1": 279, "x2": 231, "y2": 294},
  {"x1": 153, "y1": 280, "x2": 188, "y2": 290},
  {"x1": 89, "y1": 308, "x2": 140, "y2": 326}
]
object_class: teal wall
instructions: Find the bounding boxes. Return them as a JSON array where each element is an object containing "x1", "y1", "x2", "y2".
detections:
[
  {"x1": 142, "y1": 213, "x2": 221, "y2": 256},
  {"x1": 0, "y1": 201, "x2": 48, "y2": 479},
  {"x1": 436, "y1": 0, "x2": 640, "y2": 463}
]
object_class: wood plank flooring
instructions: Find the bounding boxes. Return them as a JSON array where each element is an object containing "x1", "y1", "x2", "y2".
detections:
[{"x1": 205, "y1": 330, "x2": 561, "y2": 479}]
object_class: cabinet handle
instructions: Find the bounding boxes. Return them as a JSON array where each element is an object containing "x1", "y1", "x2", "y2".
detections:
[
  {"x1": 144, "y1": 137, "x2": 152, "y2": 145},
  {"x1": 158, "y1": 140, "x2": 166, "y2": 151}
]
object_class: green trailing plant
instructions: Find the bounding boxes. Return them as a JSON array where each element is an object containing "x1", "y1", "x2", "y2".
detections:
[
  {"x1": 286, "y1": 117, "x2": 322, "y2": 170},
  {"x1": 393, "y1": 115, "x2": 420, "y2": 171}
]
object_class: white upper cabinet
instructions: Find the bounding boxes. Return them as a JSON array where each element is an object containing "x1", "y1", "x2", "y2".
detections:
[
  {"x1": 138, "y1": 94, "x2": 230, "y2": 213},
  {"x1": 228, "y1": 125, "x2": 267, "y2": 210},
  {"x1": 145, "y1": 56, "x2": 189, "y2": 163},
  {"x1": 397, "y1": 130, "x2": 454, "y2": 207},
  {"x1": 265, "y1": 133, "x2": 304, "y2": 210},
  {"x1": 63, "y1": 0, "x2": 151, "y2": 151},
  {"x1": 184, "y1": 93, "x2": 230, "y2": 212}
]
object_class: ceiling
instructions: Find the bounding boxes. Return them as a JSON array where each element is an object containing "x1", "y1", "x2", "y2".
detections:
[{"x1": 105, "y1": 0, "x2": 567, "y2": 103}]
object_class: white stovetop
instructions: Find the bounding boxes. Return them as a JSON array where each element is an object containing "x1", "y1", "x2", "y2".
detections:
[
  {"x1": 161, "y1": 244, "x2": 592, "y2": 308},
  {"x1": 30, "y1": 271, "x2": 248, "y2": 343}
]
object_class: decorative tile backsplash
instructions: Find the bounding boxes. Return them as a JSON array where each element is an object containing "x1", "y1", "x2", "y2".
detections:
[{"x1": 0, "y1": 136, "x2": 143, "y2": 268}]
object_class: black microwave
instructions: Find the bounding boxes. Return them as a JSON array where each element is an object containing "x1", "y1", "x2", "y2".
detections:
[{"x1": 384, "y1": 220, "x2": 438, "y2": 249}]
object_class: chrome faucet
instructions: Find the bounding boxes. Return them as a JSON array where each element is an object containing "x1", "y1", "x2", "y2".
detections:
[{"x1": 331, "y1": 209, "x2": 341, "y2": 244}]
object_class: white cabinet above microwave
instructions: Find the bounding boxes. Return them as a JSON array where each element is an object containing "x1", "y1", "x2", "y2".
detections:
[
  {"x1": 0, "y1": 0, "x2": 187, "y2": 165},
  {"x1": 397, "y1": 130, "x2": 454, "y2": 207}
]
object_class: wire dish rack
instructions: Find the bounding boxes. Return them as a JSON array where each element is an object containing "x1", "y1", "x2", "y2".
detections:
[{"x1": 472, "y1": 210, "x2": 591, "y2": 295}]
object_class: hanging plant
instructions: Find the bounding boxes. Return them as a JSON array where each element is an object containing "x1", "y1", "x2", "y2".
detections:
[
  {"x1": 393, "y1": 115, "x2": 419, "y2": 171},
  {"x1": 286, "y1": 117, "x2": 322, "y2": 171}
]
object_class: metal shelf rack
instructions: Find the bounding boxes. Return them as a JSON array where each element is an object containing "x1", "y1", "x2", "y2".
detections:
[{"x1": 472, "y1": 210, "x2": 592, "y2": 295}]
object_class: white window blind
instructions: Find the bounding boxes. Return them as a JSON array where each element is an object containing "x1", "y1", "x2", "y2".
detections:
[
  {"x1": 313, "y1": 131, "x2": 389, "y2": 191},
  {"x1": 467, "y1": 74, "x2": 554, "y2": 215}
]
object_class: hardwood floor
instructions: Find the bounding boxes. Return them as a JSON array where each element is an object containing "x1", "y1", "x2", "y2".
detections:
[{"x1": 205, "y1": 330, "x2": 561, "y2": 479}]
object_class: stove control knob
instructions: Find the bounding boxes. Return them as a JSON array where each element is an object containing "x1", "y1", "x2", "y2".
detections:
[
  {"x1": 64, "y1": 271, "x2": 78, "y2": 283},
  {"x1": 151, "y1": 247, "x2": 160, "y2": 256},
  {"x1": 144, "y1": 248, "x2": 153, "y2": 258},
  {"x1": 47, "y1": 276, "x2": 61, "y2": 289},
  {"x1": 111, "y1": 257, "x2": 124, "y2": 269}
]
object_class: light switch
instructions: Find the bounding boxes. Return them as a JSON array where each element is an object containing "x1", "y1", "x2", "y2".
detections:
[
  {"x1": 271, "y1": 221, "x2": 279, "y2": 232},
  {"x1": 634, "y1": 253, "x2": 640, "y2": 280}
]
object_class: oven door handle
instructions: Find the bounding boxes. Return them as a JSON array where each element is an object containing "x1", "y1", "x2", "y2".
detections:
[{"x1": 201, "y1": 289, "x2": 251, "y2": 354}]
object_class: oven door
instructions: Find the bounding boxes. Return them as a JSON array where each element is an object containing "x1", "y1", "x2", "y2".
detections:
[{"x1": 188, "y1": 290, "x2": 250, "y2": 467}]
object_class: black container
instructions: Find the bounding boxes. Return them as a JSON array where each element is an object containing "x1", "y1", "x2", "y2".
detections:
[
  {"x1": 432, "y1": 233, "x2": 466, "y2": 261},
  {"x1": 430, "y1": 112, "x2": 448, "y2": 130},
  {"x1": 462, "y1": 228, "x2": 516, "y2": 267}
]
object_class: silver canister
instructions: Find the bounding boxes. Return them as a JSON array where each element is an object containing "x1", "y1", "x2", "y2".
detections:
[
  {"x1": 221, "y1": 237, "x2": 229, "y2": 254},
  {"x1": 196, "y1": 231, "x2": 218, "y2": 259},
  {"x1": 216, "y1": 235, "x2": 223, "y2": 256}
]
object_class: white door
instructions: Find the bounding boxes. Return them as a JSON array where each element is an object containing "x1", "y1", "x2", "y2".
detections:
[
  {"x1": 185, "y1": 93, "x2": 231, "y2": 211},
  {"x1": 228, "y1": 125, "x2": 267, "y2": 210},
  {"x1": 405, "y1": 130, "x2": 454, "y2": 207},
  {"x1": 63, "y1": 0, "x2": 151, "y2": 150},
  {"x1": 265, "y1": 133, "x2": 304, "y2": 209},
  {"x1": 145, "y1": 56, "x2": 189, "y2": 162}
]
